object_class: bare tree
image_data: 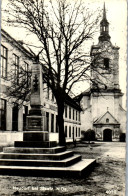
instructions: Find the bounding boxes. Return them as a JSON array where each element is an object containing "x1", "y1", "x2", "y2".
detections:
[
  {"x1": 3, "y1": 0, "x2": 102, "y2": 146},
  {"x1": 6, "y1": 59, "x2": 32, "y2": 106}
]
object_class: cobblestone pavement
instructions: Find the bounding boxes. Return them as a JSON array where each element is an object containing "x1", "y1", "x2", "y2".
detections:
[{"x1": 0, "y1": 142, "x2": 126, "y2": 196}]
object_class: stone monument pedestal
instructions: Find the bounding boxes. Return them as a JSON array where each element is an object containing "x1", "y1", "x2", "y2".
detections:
[{"x1": 15, "y1": 104, "x2": 54, "y2": 147}]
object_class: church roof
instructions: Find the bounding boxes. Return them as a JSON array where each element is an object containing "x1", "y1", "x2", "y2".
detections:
[
  {"x1": 73, "y1": 88, "x2": 91, "y2": 102},
  {"x1": 74, "y1": 86, "x2": 123, "y2": 103},
  {"x1": 119, "y1": 104, "x2": 126, "y2": 112},
  {"x1": 93, "y1": 111, "x2": 120, "y2": 125},
  {"x1": 80, "y1": 88, "x2": 91, "y2": 96}
]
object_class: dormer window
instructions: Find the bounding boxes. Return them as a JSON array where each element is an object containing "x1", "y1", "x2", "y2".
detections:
[{"x1": 104, "y1": 58, "x2": 109, "y2": 69}]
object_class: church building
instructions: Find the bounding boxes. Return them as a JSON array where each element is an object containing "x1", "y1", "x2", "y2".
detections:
[{"x1": 75, "y1": 4, "x2": 126, "y2": 141}]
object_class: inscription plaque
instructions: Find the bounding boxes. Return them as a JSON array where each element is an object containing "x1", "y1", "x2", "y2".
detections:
[{"x1": 28, "y1": 118, "x2": 42, "y2": 127}]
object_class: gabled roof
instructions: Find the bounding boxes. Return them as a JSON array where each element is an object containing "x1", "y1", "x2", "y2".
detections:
[
  {"x1": 1, "y1": 29, "x2": 35, "y2": 59},
  {"x1": 93, "y1": 111, "x2": 120, "y2": 125}
]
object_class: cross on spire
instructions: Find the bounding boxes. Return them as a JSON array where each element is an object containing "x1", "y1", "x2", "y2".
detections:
[{"x1": 103, "y1": 2, "x2": 106, "y2": 20}]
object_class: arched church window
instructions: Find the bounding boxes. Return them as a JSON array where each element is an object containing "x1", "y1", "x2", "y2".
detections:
[
  {"x1": 106, "y1": 118, "x2": 109, "y2": 123},
  {"x1": 104, "y1": 58, "x2": 109, "y2": 69}
]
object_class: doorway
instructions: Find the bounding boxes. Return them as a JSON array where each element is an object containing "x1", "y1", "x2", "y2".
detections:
[{"x1": 103, "y1": 129, "x2": 112, "y2": 141}]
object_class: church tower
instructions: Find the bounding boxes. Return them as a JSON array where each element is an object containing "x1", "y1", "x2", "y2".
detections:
[
  {"x1": 78, "y1": 4, "x2": 126, "y2": 141},
  {"x1": 90, "y1": 3, "x2": 120, "y2": 90}
]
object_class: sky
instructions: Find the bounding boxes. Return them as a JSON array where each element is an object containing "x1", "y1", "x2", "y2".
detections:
[{"x1": 1, "y1": 0, "x2": 127, "y2": 108}]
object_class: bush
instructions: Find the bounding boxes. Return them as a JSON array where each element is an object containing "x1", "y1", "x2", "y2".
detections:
[
  {"x1": 82, "y1": 129, "x2": 96, "y2": 142},
  {"x1": 120, "y1": 133, "x2": 126, "y2": 142}
]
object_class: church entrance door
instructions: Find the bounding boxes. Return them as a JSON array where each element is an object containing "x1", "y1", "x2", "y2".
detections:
[{"x1": 103, "y1": 129, "x2": 112, "y2": 141}]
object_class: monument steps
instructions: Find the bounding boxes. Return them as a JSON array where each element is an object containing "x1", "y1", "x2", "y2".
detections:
[
  {"x1": 0, "y1": 144, "x2": 96, "y2": 177},
  {"x1": 0, "y1": 159, "x2": 96, "y2": 177},
  {"x1": 15, "y1": 141, "x2": 57, "y2": 148},
  {"x1": 0, "y1": 150, "x2": 74, "y2": 160},
  {"x1": 3, "y1": 146, "x2": 66, "y2": 154},
  {"x1": 0, "y1": 154, "x2": 81, "y2": 167}
]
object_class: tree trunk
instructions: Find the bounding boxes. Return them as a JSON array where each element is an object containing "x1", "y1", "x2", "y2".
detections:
[{"x1": 57, "y1": 101, "x2": 66, "y2": 146}]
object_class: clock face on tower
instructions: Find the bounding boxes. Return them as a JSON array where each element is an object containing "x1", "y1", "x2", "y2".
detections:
[{"x1": 100, "y1": 41, "x2": 113, "y2": 55}]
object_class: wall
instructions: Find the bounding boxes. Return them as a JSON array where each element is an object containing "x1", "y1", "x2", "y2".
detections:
[{"x1": 0, "y1": 132, "x2": 23, "y2": 146}]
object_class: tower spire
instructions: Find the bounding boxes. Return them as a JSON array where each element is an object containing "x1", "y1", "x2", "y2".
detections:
[
  {"x1": 103, "y1": 2, "x2": 106, "y2": 19},
  {"x1": 99, "y1": 3, "x2": 111, "y2": 42}
]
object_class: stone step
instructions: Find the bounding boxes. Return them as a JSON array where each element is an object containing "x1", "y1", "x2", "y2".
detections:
[
  {"x1": 15, "y1": 141, "x2": 57, "y2": 148},
  {"x1": 0, "y1": 151, "x2": 73, "y2": 160},
  {"x1": 3, "y1": 146, "x2": 66, "y2": 154},
  {"x1": 0, "y1": 155, "x2": 81, "y2": 167},
  {"x1": 0, "y1": 159, "x2": 96, "y2": 177},
  {"x1": 23, "y1": 132, "x2": 49, "y2": 142}
]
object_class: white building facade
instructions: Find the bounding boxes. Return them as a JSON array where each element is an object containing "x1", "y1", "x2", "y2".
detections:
[{"x1": 0, "y1": 29, "x2": 81, "y2": 145}]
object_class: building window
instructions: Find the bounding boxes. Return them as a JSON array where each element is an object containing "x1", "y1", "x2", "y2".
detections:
[
  {"x1": 104, "y1": 58, "x2": 109, "y2": 69},
  {"x1": 56, "y1": 115, "x2": 58, "y2": 133},
  {"x1": 76, "y1": 127, "x2": 77, "y2": 137},
  {"x1": 69, "y1": 107, "x2": 71, "y2": 119},
  {"x1": 73, "y1": 109, "x2": 75, "y2": 120},
  {"x1": 1, "y1": 45, "x2": 8, "y2": 78},
  {"x1": 72, "y1": 127, "x2": 75, "y2": 140},
  {"x1": 51, "y1": 114, "x2": 54, "y2": 132},
  {"x1": 76, "y1": 111, "x2": 77, "y2": 121},
  {"x1": 78, "y1": 128, "x2": 80, "y2": 137},
  {"x1": 79, "y1": 112, "x2": 81, "y2": 121},
  {"x1": 65, "y1": 105, "x2": 67, "y2": 118},
  {"x1": 52, "y1": 92, "x2": 54, "y2": 102},
  {"x1": 12, "y1": 103, "x2": 19, "y2": 131},
  {"x1": 24, "y1": 62, "x2": 29, "y2": 86},
  {"x1": 0, "y1": 99, "x2": 6, "y2": 130},
  {"x1": 46, "y1": 112, "x2": 49, "y2": 132},
  {"x1": 13, "y1": 54, "x2": 19, "y2": 84},
  {"x1": 21, "y1": 62, "x2": 29, "y2": 87},
  {"x1": 65, "y1": 126, "x2": 67, "y2": 137},
  {"x1": 69, "y1": 126, "x2": 71, "y2": 138}
]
